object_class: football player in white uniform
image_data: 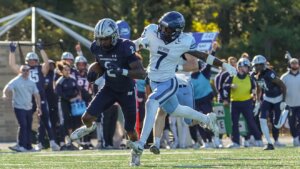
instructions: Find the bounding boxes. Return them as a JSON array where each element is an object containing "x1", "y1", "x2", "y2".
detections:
[{"x1": 127, "y1": 11, "x2": 236, "y2": 166}]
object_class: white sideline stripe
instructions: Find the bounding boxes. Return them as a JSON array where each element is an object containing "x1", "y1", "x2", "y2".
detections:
[{"x1": 36, "y1": 150, "x2": 230, "y2": 157}]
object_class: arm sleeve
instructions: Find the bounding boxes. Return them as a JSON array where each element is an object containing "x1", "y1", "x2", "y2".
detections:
[
  {"x1": 222, "y1": 76, "x2": 233, "y2": 100},
  {"x1": 124, "y1": 41, "x2": 139, "y2": 65},
  {"x1": 250, "y1": 77, "x2": 256, "y2": 91},
  {"x1": 201, "y1": 64, "x2": 211, "y2": 79}
]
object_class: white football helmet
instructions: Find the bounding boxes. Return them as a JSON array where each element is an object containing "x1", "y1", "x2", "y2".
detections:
[
  {"x1": 61, "y1": 52, "x2": 74, "y2": 60},
  {"x1": 251, "y1": 55, "x2": 267, "y2": 66},
  {"x1": 25, "y1": 52, "x2": 39, "y2": 63},
  {"x1": 75, "y1": 55, "x2": 87, "y2": 69},
  {"x1": 94, "y1": 18, "x2": 119, "y2": 47},
  {"x1": 237, "y1": 58, "x2": 251, "y2": 68}
]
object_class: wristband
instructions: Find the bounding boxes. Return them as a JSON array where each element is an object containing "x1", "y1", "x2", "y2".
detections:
[
  {"x1": 206, "y1": 54, "x2": 215, "y2": 65},
  {"x1": 177, "y1": 65, "x2": 183, "y2": 71},
  {"x1": 122, "y1": 69, "x2": 129, "y2": 76}
]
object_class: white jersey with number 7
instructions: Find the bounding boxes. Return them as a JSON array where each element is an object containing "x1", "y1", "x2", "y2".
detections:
[{"x1": 138, "y1": 24, "x2": 196, "y2": 82}]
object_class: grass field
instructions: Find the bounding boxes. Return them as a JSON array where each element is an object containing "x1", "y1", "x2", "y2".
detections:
[{"x1": 1, "y1": 146, "x2": 300, "y2": 169}]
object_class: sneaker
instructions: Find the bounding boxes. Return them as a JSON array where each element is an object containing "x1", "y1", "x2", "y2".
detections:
[
  {"x1": 263, "y1": 143, "x2": 274, "y2": 150},
  {"x1": 170, "y1": 141, "x2": 179, "y2": 149},
  {"x1": 9, "y1": 144, "x2": 20, "y2": 151},
  {"x1": 274, "y1": 141, "x2": 286, "y2": 147},
  {"x1": 130, "y1": 150, "x2": 141, "y2": 166},
  {"x1": 68, "y1": 144, "x2": 79, "y2": 150},
  {"x1": 34, "y1": 143, "x2": 43, "y2": 151},
  {"x1": 50, "y1": 140, "x2": 60, "y2": 151},
  {"x1": 15, "y1": 146, "x2": 28, "y2": 152},
  {"x1": 255, "y1": 140, "x2": 264, "y2": 147},
  {"x1": 149, "y1": 145, "x2": 160, "y2": 155},
  {"x1": 207, "y1": 113, "x2": 219, "y2": 136},
  {"x1": 293, "y1": 137, "x2": 300, "y2": 147},
  {"x1": 244, "y1": 140, "x2": 250, "y2": 147},
  {"x1": 60, "y1": 145, "x2": 69, "y2": 151},
  {"x1": 127, "y1": 141, "x2": 144, "y2": 155},
  {"x1": 213, "y1": 137, "x2": 223, "y2": 148},
  {"x1": 95, "y1": 141, "x2": 104, "y2": 150},
  {"x1": 227, "y1": 142, "x2": 240, "y2": 149},
  {"x1": 201, "y1": 142, "x2": 214, "y2": 149},
  {"x1": 192, "y1": 142, "x2": 201, "y2": 149},
  {"x1": 70, "y1": 123, "x2": 96, "y2": 141}
]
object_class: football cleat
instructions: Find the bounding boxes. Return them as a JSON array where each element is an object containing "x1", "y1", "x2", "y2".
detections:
[
  {"x1": 263, "y1": 143, "x2": 274, "y2": 150},
  {"x1": 127, "y1": 141, "x2": 144, "y2": 155},
  {"x1": 70, "y1": 123, "x2": 96, "y2": 141},
  {"x1": 149, "y1": 145, "x2": 160, "y2": 155},
  {"x1": 130, "y1": 150, "x2": 141, "y2": 166},
  {"x1": 207, "y1": 113, "x2": 219, "y2": 136}
]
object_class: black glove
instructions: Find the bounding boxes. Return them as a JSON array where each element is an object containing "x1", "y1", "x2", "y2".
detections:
[
  {"x1": 107, "y1": 63, "x2": 124, "y2": 76},
  {"x1": 36, "y1": 39, "x2": 44, "y2": 50},
  {"x1": 87, "y1": 71, "x2": 99, "y2": 83},
  {"x1": 9, "y1": 42, "x2": 17, "y2": 52}
]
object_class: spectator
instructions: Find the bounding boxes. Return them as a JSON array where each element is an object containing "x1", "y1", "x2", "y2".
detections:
[
  {"x1": 3, "y1": 65, "x2": 41, "y2": 152},
  {"x1": 280, "y1": 58, "x2": 300, "y2": 146}
]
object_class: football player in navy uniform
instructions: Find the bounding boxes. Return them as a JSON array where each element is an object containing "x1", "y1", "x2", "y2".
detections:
[
  {"x1": 55, "y1": 52, "x2": 79, "y2": 81},
  {"x1": 9, "y1": 42, "x2": 60, "y2": 151},
  {"x1": 252, "y1": 55, "x2": 287, "y2": 150},
  {"x1": 44, "y1": 60, "x2": 60, "y2": 144},
  {"x1": 70, "y1": 18, "x2": 146, "y2": 154}
]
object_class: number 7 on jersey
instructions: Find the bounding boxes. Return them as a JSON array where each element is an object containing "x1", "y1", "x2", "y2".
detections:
[{"x1": 155, "y1": 51, "x2": 167, "y2": 69}]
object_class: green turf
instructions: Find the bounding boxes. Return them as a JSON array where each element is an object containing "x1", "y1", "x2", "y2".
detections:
[{"x1": 1, "y1": 147, "x2": 300, "y2": 169}]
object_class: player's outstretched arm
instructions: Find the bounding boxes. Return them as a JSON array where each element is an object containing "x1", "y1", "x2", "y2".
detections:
[
  {"x1": 37, "y1": 40, "x2": 50, "y2": 76},
  {"x1": 185, "y1": 50, "x2": 237, "y2": 76}
]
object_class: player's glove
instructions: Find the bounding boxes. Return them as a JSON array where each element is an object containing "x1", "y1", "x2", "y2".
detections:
[
  {"x1": 36, "y1": 39, "x2": 44, "y2": 50},
  {"x1": 107, "y1": 63, "x2": 128, "y2": 76},
  {"x1": 280, "y1": 101, "x2": 287, "y2": 111},
  {"x1": 87, "y1": 71, "x2": 99, "y2": 83},
  {"x1": 222, "y1": 63, "x2": 237, "y2": 76},
  {"x1": 9, "y1": 42, "x2": 17, "y2": 53}
]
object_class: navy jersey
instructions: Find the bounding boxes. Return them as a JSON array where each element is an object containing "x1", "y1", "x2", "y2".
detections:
[
  {"x1": 45, "y1": 70, "x2": 55, "y2": 93},
  {"x1": 90, "y1": 38, "x2": 138, "y2": 92},
  {"x1": 28, "y1": 65, "x2": 45, "y2": 98},
  {"x1": 253, "y1": 68, "x2": 282, "y2": 97},
  {"x1": 55, "y1": 76, "x2": 80, "y2": 101}
]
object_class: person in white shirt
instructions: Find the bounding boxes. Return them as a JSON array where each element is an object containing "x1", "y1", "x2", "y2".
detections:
[{"x1": 280, "y1": 58, "x2": 300, "y2": 146}]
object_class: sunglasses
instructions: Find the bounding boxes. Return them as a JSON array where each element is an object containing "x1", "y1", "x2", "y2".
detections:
[{"x1": 22, "y1": 69, "x2": 29, "y2": 72}]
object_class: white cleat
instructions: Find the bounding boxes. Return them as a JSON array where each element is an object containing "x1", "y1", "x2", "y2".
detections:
[
  {"x1": 130, "y1": 150, "x2": 141, "y2": 167},
  {"x1": 207, "y1": 113, "x2": 219, "y2": 136},
  {"x1": 213, "y1": 137, "x2": 223, "y2": 148},
  {"x1": 127, "y1": 141, "x2": 144, "y2": 155},
  {"x1": 70, "y1": 123, "x2": 96, "y2": 141}
]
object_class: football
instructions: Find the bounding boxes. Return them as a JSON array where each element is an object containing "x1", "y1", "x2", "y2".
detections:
[{"x1": 88, "y1": 62, "x2": 103, "y2": 75}]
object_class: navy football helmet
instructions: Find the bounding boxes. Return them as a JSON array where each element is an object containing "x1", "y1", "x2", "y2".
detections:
[{"x1": 158, "y1": 11, "x2": 185, "y2": 43}]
